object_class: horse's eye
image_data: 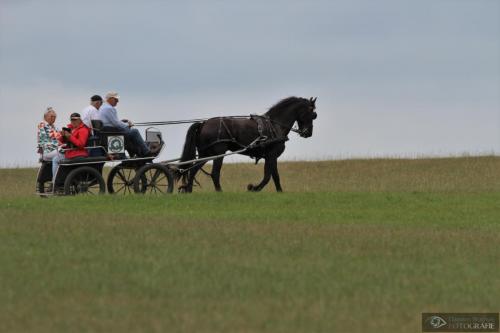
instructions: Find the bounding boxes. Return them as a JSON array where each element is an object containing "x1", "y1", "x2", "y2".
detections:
[{"x1": 312, "y1": 112, "x2": 317, "y2": 120}]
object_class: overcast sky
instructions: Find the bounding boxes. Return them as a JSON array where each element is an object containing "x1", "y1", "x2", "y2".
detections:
[{"x1": 1, "y1": 0, "x2": 499, "y2": 167}]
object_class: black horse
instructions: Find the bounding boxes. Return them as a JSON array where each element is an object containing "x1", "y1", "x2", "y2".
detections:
[{"x1": 177, "y1": 96, "x2": 317, "y2": 192}]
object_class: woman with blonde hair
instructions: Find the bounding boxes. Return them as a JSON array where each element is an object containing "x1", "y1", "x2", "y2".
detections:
[{"x1": 37, "y1": 107, "x2": 61, "y2": 161}]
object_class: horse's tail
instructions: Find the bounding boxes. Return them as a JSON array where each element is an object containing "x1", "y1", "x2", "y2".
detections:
[{"x1": 176, "y1": 122, "x2": 202, "y2": 182}]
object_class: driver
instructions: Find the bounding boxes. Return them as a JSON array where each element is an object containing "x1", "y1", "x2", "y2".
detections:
[{"x1": 95, "y1": 91, "x2": 152, "y2": 157}]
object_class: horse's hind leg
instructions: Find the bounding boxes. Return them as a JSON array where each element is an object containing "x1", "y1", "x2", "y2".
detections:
[
  {"x1": 247, "y1": 158, "x2": 273, "y2": 192},
  {"x1": 184, "y1": 161, "x2": 207, "y2": 193},
  {"x1": 211, "y1": 157, "x2": 224, "y2": 192}
]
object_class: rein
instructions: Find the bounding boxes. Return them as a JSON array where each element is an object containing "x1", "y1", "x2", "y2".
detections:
[
  {"x1": 135, "y1": 116, "x2": 304, "y2": 135},
  {"x1": 134, "y1": 116, "x2": 249, "y2": 127},
  {"x1": 267, "y1": 118, "x2": 303, "y2": 135}
]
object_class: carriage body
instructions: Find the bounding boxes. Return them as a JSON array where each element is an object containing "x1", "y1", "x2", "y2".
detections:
[{"x1": 36, "y1": 125, "x2": 172, "y2": 196}]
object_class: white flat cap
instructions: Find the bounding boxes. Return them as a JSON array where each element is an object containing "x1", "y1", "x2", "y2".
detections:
[{"x1": 105, "y1": 91, "x2": 120, "y2": 100}]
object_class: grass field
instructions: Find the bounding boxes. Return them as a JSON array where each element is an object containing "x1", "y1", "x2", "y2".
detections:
[{"x1": 1, "y1": 156, "x2": 499, "y2": 332}]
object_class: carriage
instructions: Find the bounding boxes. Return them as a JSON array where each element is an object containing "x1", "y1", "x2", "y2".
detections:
[
  {"x1": 36, "y1": 121, "x2": 175, "y2": 196},
  {"x1": 36, "y1": 96, "x2": 317, "y2": 196},
  {"x1": 35, "y1": 118, "x2": 265, "y2": 196}
]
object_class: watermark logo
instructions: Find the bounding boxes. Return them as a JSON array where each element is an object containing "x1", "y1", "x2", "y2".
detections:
[
  {"x1": 426, "y1": 316, "x2": 448, "y2": 329},
  {"x1": 422, "y1": 313, "x2": 499, "y2": 332}
]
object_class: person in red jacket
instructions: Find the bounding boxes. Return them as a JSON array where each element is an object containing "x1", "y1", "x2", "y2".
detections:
[
  {"x1": 60, "y1": 113, "x2": 90, "y2": 158},
  {"x1": 52, "y1": 113, "x2": 91, "y2": 183}
]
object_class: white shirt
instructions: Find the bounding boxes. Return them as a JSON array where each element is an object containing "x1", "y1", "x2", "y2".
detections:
[{"x1": 81, "y1": 105, "x2": 99, "y2": 128}]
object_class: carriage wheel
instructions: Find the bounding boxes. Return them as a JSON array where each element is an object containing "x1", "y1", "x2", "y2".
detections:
[
  {"x1": 133, "y1": 164, "x2": 174, "y2": 194},
  {"x1": 64, "y1": 166, "x2": 105, "y2": 195},
  {"x1": 107, "y1": 165, "x2": 146, "y2": 194}
]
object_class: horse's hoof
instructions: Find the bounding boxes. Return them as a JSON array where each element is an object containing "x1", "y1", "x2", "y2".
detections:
[{"x1": 247, "y1": 184, "x2": 254, "y2": 191}]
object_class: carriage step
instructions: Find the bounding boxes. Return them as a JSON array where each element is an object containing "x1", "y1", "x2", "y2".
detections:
[{"x1": 59, "y1": 156, "x2": 108, "y2": 164}]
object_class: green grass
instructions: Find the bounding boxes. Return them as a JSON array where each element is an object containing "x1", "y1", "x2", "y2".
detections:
[{"x1": 0, "y1": 157, "x2": 499, "y2": 332}]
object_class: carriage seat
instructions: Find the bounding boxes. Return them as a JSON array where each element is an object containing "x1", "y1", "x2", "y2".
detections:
[
  {"x1": 90, "y1": 119, "x2": 126, "y2": 154},
  {"x1": 90, "y1": 119, "x2": 121, "y2": 137},
  {"x1": 88, "y1": 119, "x2": 104, "y2": 147},
  {"x1": 90, "y1": 119, "x2": 104, "y2": 132}
]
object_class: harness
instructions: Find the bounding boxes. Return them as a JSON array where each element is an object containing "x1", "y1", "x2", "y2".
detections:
[
  {"x1": 199, "y1": 115, "x2": 288, "y2": 154},
  {"x1": 252, "y1": 115, "x2": 273, "y2": 139}
]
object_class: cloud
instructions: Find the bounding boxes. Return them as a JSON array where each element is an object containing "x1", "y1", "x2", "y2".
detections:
[{"x1": 0, "y1": 0, "x2": 499, "y2": 167}]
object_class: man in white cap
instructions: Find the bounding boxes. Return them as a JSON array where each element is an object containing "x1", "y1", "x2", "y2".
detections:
[{"x1": 96, "y1": 91, "x2": 151, "y2": 157}]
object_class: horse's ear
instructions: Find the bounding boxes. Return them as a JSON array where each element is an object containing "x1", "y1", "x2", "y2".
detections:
[{"x1": 310, "y1": 97, "x2": 317, "y2": 107}]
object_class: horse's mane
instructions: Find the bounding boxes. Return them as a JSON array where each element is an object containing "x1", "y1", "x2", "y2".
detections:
[{"x1": 265, "y1": 96, "x2": 306, "y2": 117}]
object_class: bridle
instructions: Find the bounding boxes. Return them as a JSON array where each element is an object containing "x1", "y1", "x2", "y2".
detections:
[
  {"x1": 267, "y1": 108, "x2": 316, "y2": 137},
  {"x1": 268, "y1": 118, "x2": 303, "y2": 135}
]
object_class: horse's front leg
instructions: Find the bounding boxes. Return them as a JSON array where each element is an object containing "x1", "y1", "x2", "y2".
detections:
[
  {"x1": 247, "y1": 158, "x2": 273, "y2": 192},
  {"x1": 211, "y1": 157, "x2": 224, "y2": 192}
]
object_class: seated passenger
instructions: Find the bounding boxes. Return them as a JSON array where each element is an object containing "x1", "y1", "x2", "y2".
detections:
[
  {"x1": 95, "y1": 91, "x2": 152, "y2": 157},
  {"x1": 37, "y1": 107, "x2": 61, "y2": 161},
  {"x1": 81, "y1": 94, "x2": 105, "y2": 156},
  {"x1": 51, "y1": 113, "x2": 90, "y2": 182},
  {"x1": 81, "y1": 94, "x2": 103, "y2": 128}
]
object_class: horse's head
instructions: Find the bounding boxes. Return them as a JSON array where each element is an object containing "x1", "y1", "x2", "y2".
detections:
[
  {"x1": 296, "y1": 97, "x2": 317, "y2": 138},
  {"x1": 266, "y1": 96, "x2": 318, "y2": 137}
]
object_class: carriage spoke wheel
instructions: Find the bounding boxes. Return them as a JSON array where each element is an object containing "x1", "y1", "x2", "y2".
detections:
[
  {"x1": 133, "y1": 164, "x2": 174, "y2": 194},
  {"x1": 107, "y1": 165, "x2": 146, "y2": 194},
  {"x1": 64, "y1": 166, "x2": 105, "y2": 195}
]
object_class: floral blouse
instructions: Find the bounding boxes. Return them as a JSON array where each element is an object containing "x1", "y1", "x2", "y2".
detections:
[{"x1": 37, "y1": 121, "x2": 60, "y2": 154}]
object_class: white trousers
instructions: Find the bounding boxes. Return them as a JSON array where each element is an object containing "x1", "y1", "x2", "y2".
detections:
[
  {"x1": 42, "y1": 149, "x2": 60, "y2": 161},
  {"x1": 51, "y1": 152, "x2": 65, "y2": 183}
]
